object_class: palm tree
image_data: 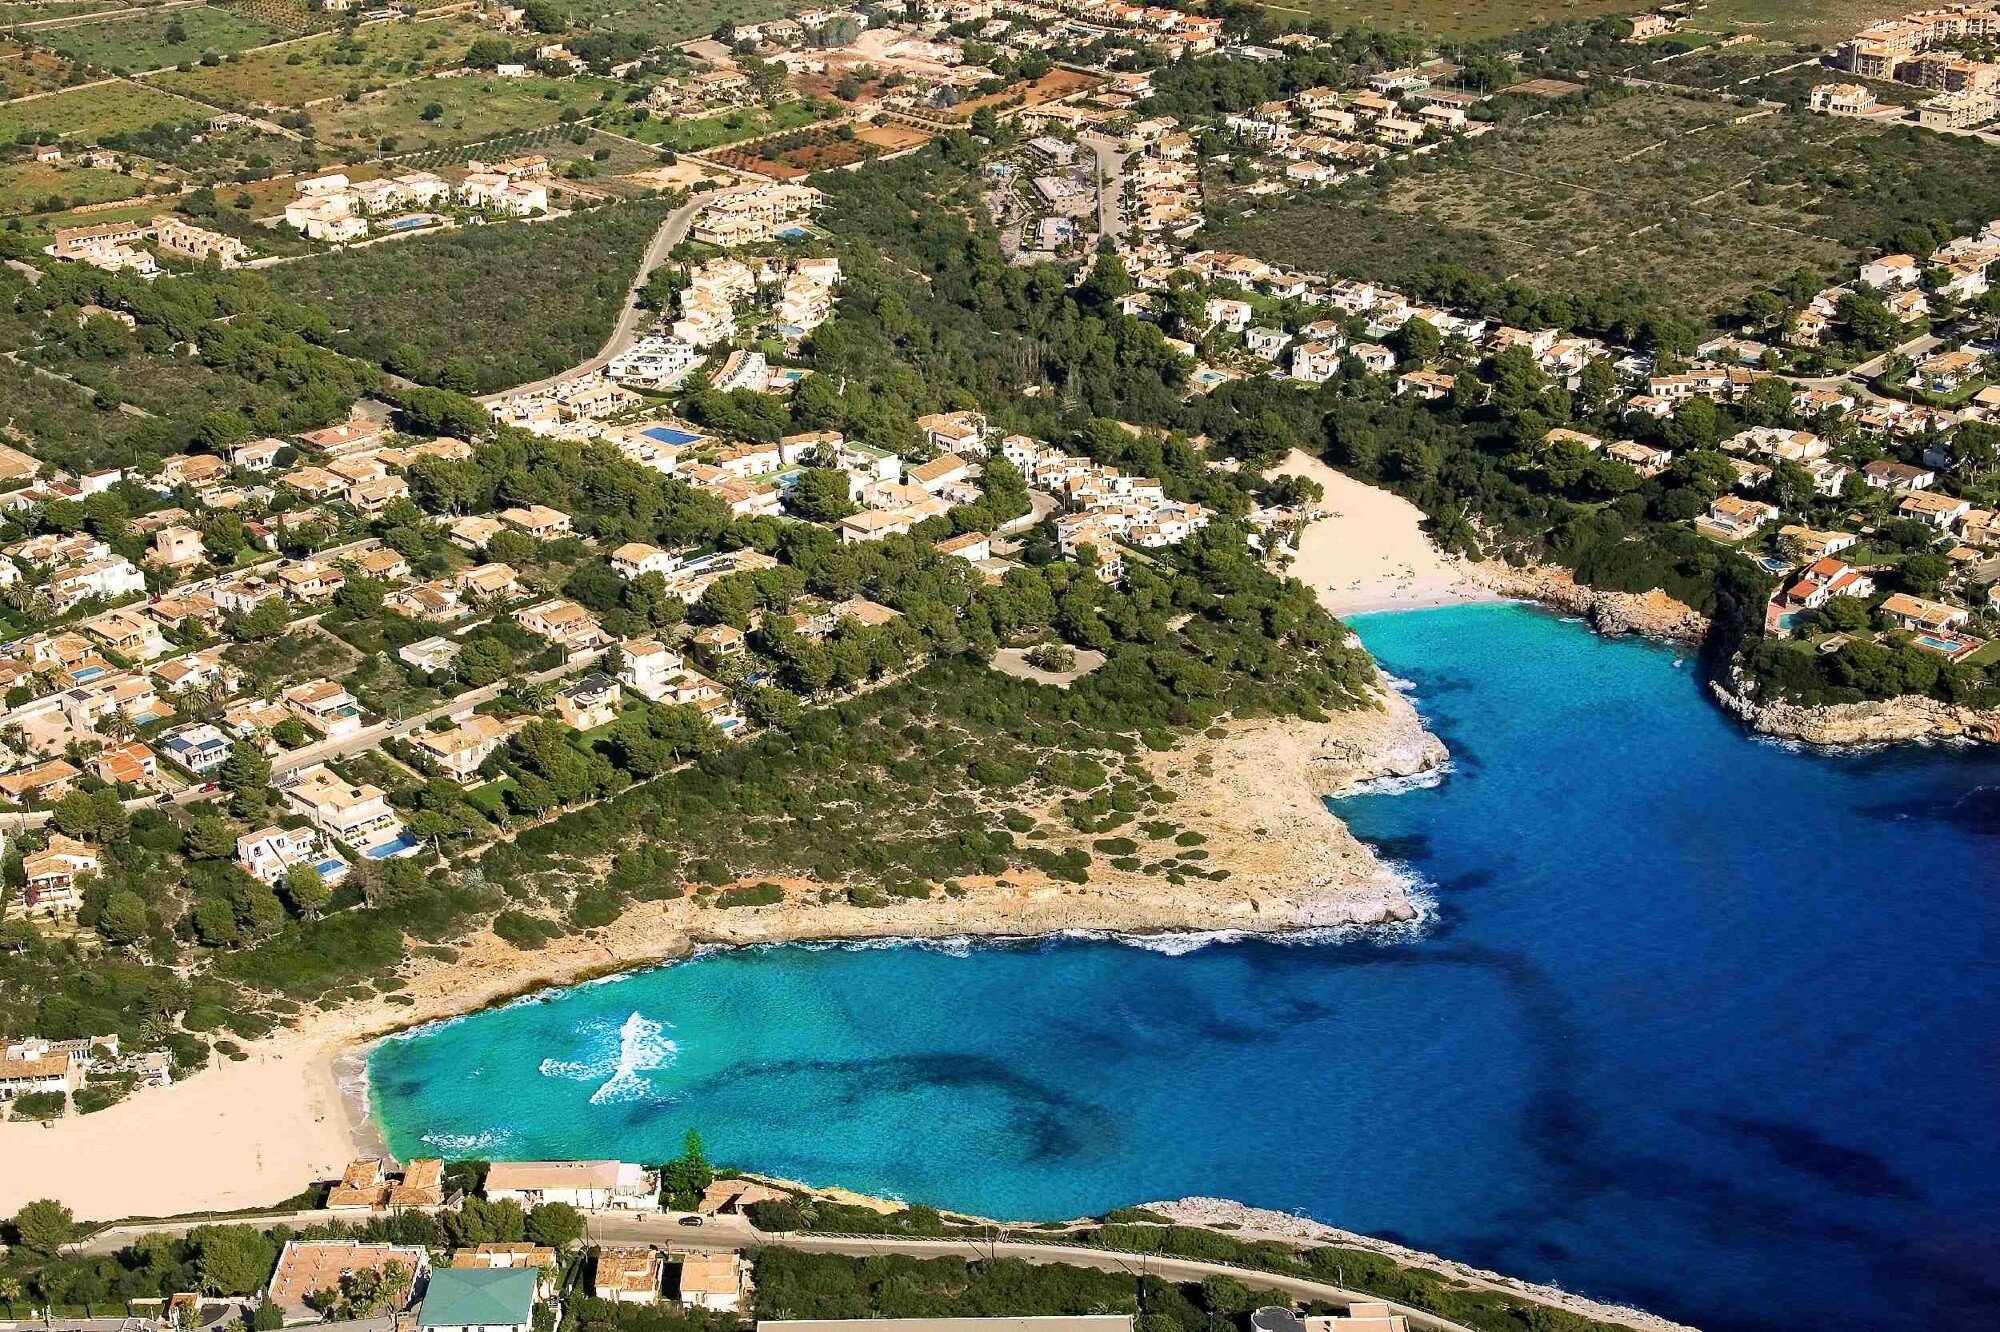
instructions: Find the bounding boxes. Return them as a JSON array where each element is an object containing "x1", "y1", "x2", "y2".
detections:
[{"x1": 0, "y1": 1276, "x2": 20, "y2": 1317}]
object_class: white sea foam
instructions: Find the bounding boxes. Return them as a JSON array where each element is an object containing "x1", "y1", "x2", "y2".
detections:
[
  {"x1": 1339, "y1": 760, "x2": 1453, "y2": 798},
  {"x1": 421, "y1": 1128, "x2": 513, "y2": 1152},
  {"x1": 586, "y1": 1012, "x2": 680, "y2": 1105}
]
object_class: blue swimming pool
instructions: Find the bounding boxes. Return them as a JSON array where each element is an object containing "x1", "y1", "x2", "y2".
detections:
[
  {"x1": 362, "y1": 834, "x2": 421, "y2": 859},
  {"x1": 642, "y1": 426, "x2": 703, "y2": 446}
]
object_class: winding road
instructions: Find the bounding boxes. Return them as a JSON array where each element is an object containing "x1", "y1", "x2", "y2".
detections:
[{"x1": 477, "y1": 184, "x2": 756, "y2": 404}]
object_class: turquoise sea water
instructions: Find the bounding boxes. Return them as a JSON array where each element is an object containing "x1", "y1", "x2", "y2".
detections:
[{"x1": 371, "y1": 604, "x2": 2000, "y2": 1332}]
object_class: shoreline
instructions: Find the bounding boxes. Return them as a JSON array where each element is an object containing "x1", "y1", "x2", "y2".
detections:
[
  {"x1": 0, "y1": 676, "x2": 1448, "y2": 1221},
  {"x1": 1267, "y1": 450, "x2": 1708, "y2": 647}
]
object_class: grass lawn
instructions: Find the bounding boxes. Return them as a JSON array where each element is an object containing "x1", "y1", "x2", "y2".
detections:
[
  {"x1": 308, "y1": 73, "x2": 624, "y2": 157},
  {"x1": 0, "y1": 79, "x2": 208, "y2": 142},
  {"x1": 0, "y1": 157, "x2": 145, "y2": 214},
  {"x1": 1207, "y1": 91, "x2": 2000, "y2": 324},
  {"x1": 465, "y1": 776, "x2": 515, "y2": 815},
  {"x1": 148, "y1": 14, "x2": 487, "y2": 108},
  {"x1": 39, "y1": 6, "x2": 284, "y2": 74},
  {"x1": 1961, "y1": 639, "x2": 2000, "y2": 667},
  {"x1": 601, "y1": 97, "x2": 835, "y2": 152}
]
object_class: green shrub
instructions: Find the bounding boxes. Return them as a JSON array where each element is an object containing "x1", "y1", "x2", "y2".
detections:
[
  {"x1": 493, "y1": 910, "x2": 563, "y2": 949},
  {"x1": 716, "y1": 883, "x2": 784, "y2": 909}
]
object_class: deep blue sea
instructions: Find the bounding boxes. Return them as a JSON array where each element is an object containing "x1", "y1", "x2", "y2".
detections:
[{"x1": 370, "y1": 604, "x2": 2000, "y2": 1332}]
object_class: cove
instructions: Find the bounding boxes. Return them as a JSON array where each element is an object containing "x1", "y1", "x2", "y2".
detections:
[{"x1": 369, "y1": 603, "x2": 2000, "y2": 1332}]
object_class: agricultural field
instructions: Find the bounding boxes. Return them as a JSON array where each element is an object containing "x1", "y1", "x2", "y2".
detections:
[
  {"x1": 561, "y1": 0, "x2": 793, "y2": 46},
  {"x1": 208, "y1": 0, "x2": 342, "y2": 38},
  {"x1": 36, "y1": 6, "x2": 284, "y2": 73},
  {"x1": 308, "y1": 72, "x2": 623, "y2": 157},
  {"x1": 0, "y1": 156, "x2": 146, "y2": 214},
  {"x1": 263, "y1": 197, "x2": 675, "y2": 392},
  {"x1": 1207, "y1": 91, "x2": 2000, "y2": 325},
  {"x1": 148, "y1": 14, "x2": 488, "y2": 108},
  {"x1": 600, "y1": 95, "x2": 835, "y2": 152},
  {"x1": 713, "y1": 124, "x2": 881, "y2": 178},
  {"x1": 0, "y1": 77, "x2": 206, "y2": 141}
]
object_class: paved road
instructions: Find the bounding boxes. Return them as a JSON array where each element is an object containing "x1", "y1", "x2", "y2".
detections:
[
  {"x1": 76, "y1": 1210, "x2": 1585, "y2": 1332},
  {"x1": 581, "y1": 1225, "x2": 1484, "y2": 1332},
  {"x1": 478, "y1": 184, "x2": 755, "y2": 404},
  {"x1": 1079, "y1": 133, "x2": 1127, "y2": 244},
  {"x1": 263, "y1": 646, "x2": 603, "y2": 787}
]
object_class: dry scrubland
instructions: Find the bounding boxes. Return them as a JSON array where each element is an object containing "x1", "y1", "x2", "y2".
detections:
[{"x1": 1214, "y1": 90, "x2": 2000, "y2": 322}]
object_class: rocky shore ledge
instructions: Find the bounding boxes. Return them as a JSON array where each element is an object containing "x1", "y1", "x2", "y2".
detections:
[
  {"x1": 1144, "y1": 1198, "x2": 1698, "y2": 1332},
  {"x1": 1712, "y1": 676, "x2": 2000, "y2": 746},
  {"x1": 1467, "y1": 563, "x2": 1709, "y2": 643}
]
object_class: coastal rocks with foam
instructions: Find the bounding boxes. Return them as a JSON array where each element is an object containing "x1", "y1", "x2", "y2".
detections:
[
  {"x1": 1470, "y1": 563, "x2": 1708, "y2": 644},
  {"x1": 1142, "y1": 1198, "x2": 1699, "y2": 1332},
  {"x1": 1712, "y1": 678, "x2": 2000, "y2": 747}
]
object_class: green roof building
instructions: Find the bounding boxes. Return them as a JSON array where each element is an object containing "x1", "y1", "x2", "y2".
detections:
[{"x1": 418, "y1": 1267, "x2": 540, "y2": 1332}]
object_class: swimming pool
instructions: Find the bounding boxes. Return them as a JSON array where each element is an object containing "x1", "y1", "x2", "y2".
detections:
[
  {"x1": 362, "y1": 833, "x2": 421, "y2": 859},
  {"x1": 642, "y1": 426, "x2": 703, "y2": 447}
]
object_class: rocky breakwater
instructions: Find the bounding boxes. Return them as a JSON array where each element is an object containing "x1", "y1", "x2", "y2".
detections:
[
  {"x1": 1712, "y1": 677, "x2": 2000, "y2": 747},
  {"x1": 1470, "y1": 563, "x2": 1709, "y2": 643}
]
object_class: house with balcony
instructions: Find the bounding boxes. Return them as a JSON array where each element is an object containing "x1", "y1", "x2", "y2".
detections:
[
  {"x1": 280, "y1": 765, "x2": 408, "y2": 855},
  {"x1": 555, "y1": 673, "x2": 620, "y2": 731},
  {"x1": 408, "y1": 714, "x2": 524, "y2": 782},
  {"x1": 236, "y1": 824, "x2": 346, "y2": 886},
  {"x1": 21, "y1": 834, "x2": 99, "y2": 915},
  {"x1": 78, "y1": 605, "x2": 169, "y2": 661},
  {"x1": 160, "y1": 721, "x2": 233, "y2": 775},
  {"x1": 282, "y1": 679, "x2": 363, "y2": 740},
  {"x1": 618, "y1": 638, "x2": 685, "y2": 701},
  {"x1": 517, "y1": 599, "x2": 612, "y2": 655}
]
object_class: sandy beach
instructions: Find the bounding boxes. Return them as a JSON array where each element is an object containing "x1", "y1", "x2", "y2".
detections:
[
  {"x1": 1269, "y1": 450, "x2": 1496, "y2": 615},
  {"x1": 0, "y1": 678, "x2": 1444, "y2": 1222}
]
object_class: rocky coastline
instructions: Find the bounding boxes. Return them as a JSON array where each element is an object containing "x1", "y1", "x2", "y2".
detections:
[
  {"x1": 1466, "y1": 562, "x2": 1709, "y2": 643},
  {"x1": 1711, "y1": 674, "x2": 2000, "y2": 747}
]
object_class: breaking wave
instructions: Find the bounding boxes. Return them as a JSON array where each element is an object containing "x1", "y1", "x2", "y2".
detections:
[{"x1": 534, "y1": 1011, "x2": 681, "y2": 1104}]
